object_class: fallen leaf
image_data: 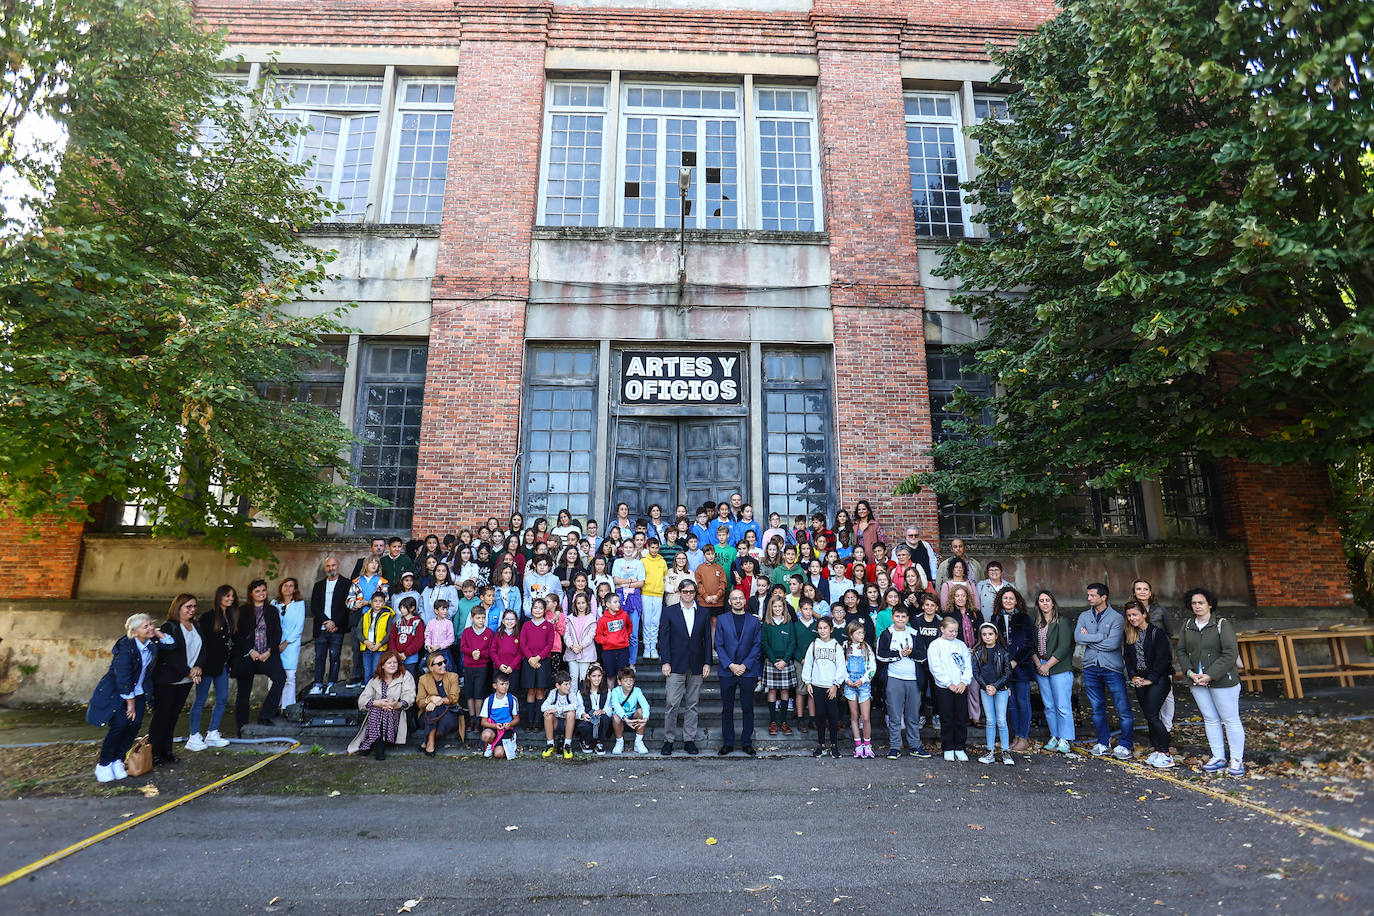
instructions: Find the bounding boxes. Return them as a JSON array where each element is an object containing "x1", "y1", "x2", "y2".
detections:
[
  {"x1": 268, "y1": 898, "x2": 280, "y2": 907},
  {"x1": 794, "y1": 831, "x2": 803, "y2": 836},
  {"x1": 397, "y1": 896, "x2": 423, "y2": 913},
  {"x1": 504, "y1": 825, "x2": 518, "y2": 832},
  {"x1": 585, "y1": 862, "x2": 598, "y2": 868},
  {"x1": 140, "y1": 785, "x2": 159, "y2": 798},
  {"x1": 328, "y1": 790, "x2": 341, "y2": 797},
  {"x1": 745, "y1": 885, "x2": 771, "y2": 893},
  {"x1": 769, "y1": 875, "x2": 784, "y2": 881},
  {"x1": 968, "y1": 824, "x2": 984, "y2": 831},
  {"x1": 980, "y1": 896, "x2": 993, "y2": 902},
  {"x1": 705, "y1": 837, "x2": 717, "y2": 845}
]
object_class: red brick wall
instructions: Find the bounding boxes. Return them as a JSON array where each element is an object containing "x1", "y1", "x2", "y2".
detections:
[
  {"x1": 1219, "y1": 460, "x2": 1353, "y2": 607},
  {"x1": 816, "y1": 29, "x2": 939, "y2": 541},
  {"x1": 412, "y1": 12, "x2": 548, "y2": 534},
  {"x1": 0, "y1": 513, "x2": 86, "y2": 599}
]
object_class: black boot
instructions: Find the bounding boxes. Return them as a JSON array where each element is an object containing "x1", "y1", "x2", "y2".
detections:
[{"x1": 374, "y1": 742, "x2": 387, "y2": 760}]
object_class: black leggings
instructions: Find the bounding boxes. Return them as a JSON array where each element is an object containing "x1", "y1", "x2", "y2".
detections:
[
  {"x1": 1134, "y1": 681, "x2": 1171, "y2": 753},
  {"x1": 935, "y1": 686, "x2": 969, "y2": 752},
  {"x1": 813, "y1": 689, "x2": 841, "y2": 745}
]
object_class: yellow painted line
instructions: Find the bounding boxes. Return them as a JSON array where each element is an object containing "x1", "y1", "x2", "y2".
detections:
[
  {"x1": 1071, "y1": 743, "x2": 1374, "y2": 854},
  {"x1": 0, "y1": 741, "x2": 300, "y2": 888}
]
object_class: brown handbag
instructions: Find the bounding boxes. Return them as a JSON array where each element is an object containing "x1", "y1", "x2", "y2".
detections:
[{"x1": 125, "y1": 736, "x2": 153, "y2": 777}]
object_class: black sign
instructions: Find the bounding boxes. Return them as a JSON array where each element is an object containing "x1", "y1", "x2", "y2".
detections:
[{"x1": 619, "y1": 351, "x2": 743, "y2": 405}]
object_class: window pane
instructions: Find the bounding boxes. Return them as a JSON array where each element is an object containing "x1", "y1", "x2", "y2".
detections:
[
  {"x1": 762, "y1": 349, "x2": 833, "y2": 519},
  {"x1": 390, "y1": 110, "x2": 451, "y2": 223}
]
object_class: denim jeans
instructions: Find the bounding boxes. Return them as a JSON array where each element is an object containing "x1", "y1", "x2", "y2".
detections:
[
  {"x1": 99, "y1": 695, "x2": 146, "y2": 765},
  {"x1": 1083, "y1": 665, "x2": 1134, "y2": 749},
  {"x1": 1007, "y1": 678, "x2": 1032, "y2": 739},
  {"x1": 983, "y1": 687, "x2": 1010, "y2": 751},
  {"x1": 312, "y1": 630, "x2": 344, "y2": 685},
  {"x1": 1036, "y1": 670, "x2": 1075, "y2": 742},
  {"x1": 188, "y1": 669, "x2": 229, "y2": 735},
  {"x1": 362, "y1": 650, "x2": 382, "y2": 683}
]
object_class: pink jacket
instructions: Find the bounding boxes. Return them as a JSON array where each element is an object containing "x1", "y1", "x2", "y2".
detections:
[{"x1": 563, "y1": 613, "x2": 598, "y2": 663}]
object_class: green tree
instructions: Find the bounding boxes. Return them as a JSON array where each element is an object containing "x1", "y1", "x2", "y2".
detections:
[
  {"x1": 1, "y1": 0, "x2": 371, "y2": 561},
  {"x1": 900, "y1": 0, "x2": 1374, "y2": 543}
]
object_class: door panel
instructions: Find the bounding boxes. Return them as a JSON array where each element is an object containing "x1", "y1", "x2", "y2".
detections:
[
  {"x1": 613, "y1": 419, "x2": 676, "y2": 519},
  {"x1": 680, "y1": 418, "x2": 746, "y2": 514}
]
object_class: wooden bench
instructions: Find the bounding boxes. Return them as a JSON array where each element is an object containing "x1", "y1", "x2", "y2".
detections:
[{"x1": 1235, "y1": 629, "x2": 1295, "y2": 697}]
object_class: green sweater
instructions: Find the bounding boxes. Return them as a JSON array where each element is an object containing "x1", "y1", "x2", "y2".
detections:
[
  {"x1": 1036, "y1": 616, "x2": 1075, "y2": 676},
  {"x1": 1177, "y1": 615, "x2": 1240, "y2": 688},
  {"x1": 762, "y1": 617, "x2": 800, "y2": 663},
  {"x1": 791, "y1": 616, "x2": 819, "y2": 661}
]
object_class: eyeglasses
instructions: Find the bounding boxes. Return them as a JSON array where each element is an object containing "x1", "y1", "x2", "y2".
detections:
[{"x1": 430, "y1": 660, "x2": 446, "y2": 666}]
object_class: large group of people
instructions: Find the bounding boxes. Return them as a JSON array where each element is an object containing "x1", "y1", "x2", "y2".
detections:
[{"x1": 87, "y1": 496, "x2": 1247, "y2": 780}]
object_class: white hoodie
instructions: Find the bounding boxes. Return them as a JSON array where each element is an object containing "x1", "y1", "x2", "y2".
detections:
[
  {"x1": 928, "y1": 636, "x2": 973, "y2": 689},
  {"x1": 801, "y1": 637, "x2": 847, "y2": 689}
]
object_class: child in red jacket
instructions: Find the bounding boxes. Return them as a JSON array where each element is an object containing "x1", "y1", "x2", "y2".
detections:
[
  {"x1": 595, "y1": 593, "x2": 633, "y2": 679},
  {"x1": 388, "y1": 597, "x2": 426, "y2": 677}
]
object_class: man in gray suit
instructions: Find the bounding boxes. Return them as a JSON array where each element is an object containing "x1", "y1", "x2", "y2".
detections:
[{"x1": 657, "y1": 579, "x2": 711, "y2": 756}]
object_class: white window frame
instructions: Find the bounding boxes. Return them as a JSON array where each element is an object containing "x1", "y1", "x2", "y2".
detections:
[
  {"x1": 614, "y1": 82, "x2": 746, "y2": 230},
  {"x1": 271, "y1": 77, "x2": 385, "y2": 220},
  {"x1": 381, "y1": 77, "x2": 457, "y2": 224},
  {"x1": 537, "y1": 81, "x2": 611, "y2": 227},
  {"x1": 903, "y1": 90, "x2": 971, "y2": 237},
  {"x1": 752, "y1": 86, "x2": 824, "y2": 232},
  {"x1": 972, "y1": 94, "x2": 1011, "y2": 123}
]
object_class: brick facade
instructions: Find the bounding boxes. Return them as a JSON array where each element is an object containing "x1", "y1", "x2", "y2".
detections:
[
  {"x1": 1219, "y1": 460, "x2": 1352, "y2": 607},
  {"x1": 0, "y1": 513, "x2": 86, "y2": 599},
  {"x1": 50, "y1": 0, "x2": 1322, "y2": 610}
]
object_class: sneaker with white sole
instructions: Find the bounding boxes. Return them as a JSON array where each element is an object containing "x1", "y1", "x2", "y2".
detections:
[
  {"x1": 979, "y1": 752, "x2": 996, "y2": 764},
  {"x1": 1154, "y1": 754, "x2": 1175, "y2": 769},
  {"x1": 185, "y1": 733, "x2": 207, "y2": 752},
  {"x1": 634, "y1": 736, "x2": 648, "y2": 755},
  {"x1": 95, "y1": 763, "x2": 115, "y2": 783},
  {"x1": 111, "y1": 760, "x2": 127, "y2": 780},
  {"x1": 954, "y1": 750, "x2": 969, "y2": 762},
  {"x1": 1003, "y1": 753, "x2": 1015, "y2": 766},
  {"x1": 1113, "y1": 745, "x2": 1132, "y2": 760},
  {"x1": 204, "y1": 730, "x2": 230, "y2": 748},
  {"x1": 612, "y1": 738, "x2": 625, "y2": 755},
  {"x1": 944, "y1": 751, "x2": 956, "y2": 761},
  {"x1": 1201, "y1": 756, "x2": 1227, "y2": 772},
  {"x1": 483, "y1": 743, "x2": 495, "y2": 758},
  {"x1": 1227, "y1": 761, "x2": 1245, "y2": 778},
  {"x1": 307, "y1": 684, "x2": 324, "y2": 696},
  {"x1": 1060, "y1": 740, "x2": 1076, "y2": 755},
  {"x1": 1090, "y1": 743, "x2": 1109, "y2": 757}
]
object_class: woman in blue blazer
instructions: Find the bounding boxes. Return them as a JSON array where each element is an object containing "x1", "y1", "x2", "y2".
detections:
[{"x1": 86, "y1": 613, "x2": 174, "y2": 783}]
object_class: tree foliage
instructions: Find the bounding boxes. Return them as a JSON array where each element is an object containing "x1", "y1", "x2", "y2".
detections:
[
  {"x1": 1, "y1": 0, "x2": 371, "y2": 561},
  {"x1": 899, "y1": 0, "x2": 1374, "y2": 538}
]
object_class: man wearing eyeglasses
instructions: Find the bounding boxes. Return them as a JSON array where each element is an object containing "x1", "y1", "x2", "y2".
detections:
[{"x1": 656, "y1": 579, "x2": 711, "y2": 756}]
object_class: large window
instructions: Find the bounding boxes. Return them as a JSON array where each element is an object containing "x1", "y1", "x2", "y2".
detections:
[
  {"x1": 352, "y1": 343, "x2": 427, "y2": 533},
  {"x1": 274, "y1": 78, "x2": 383, "y2": 220},
  {"x1": 1159, "y1": 454, "x2": 1221, "y2": 537},
  {"x1": 762, "y1": 350, "x2": 834, "y2": 519},
  {"x1": 926, "y1": 347, "x2": 1002, "y2": 537},
  {"x1": 522, "y1": 349, "x2": 598, "y2": 520},
  {"x1": 904, "y1": 92, "x2": 968, "y2": 237},
  {"x1": 538, "y1": 80, "x2": 821, "y2": 231},
  {"x1": 386, "y1": 79, "x2": 454, "y2": 223}
]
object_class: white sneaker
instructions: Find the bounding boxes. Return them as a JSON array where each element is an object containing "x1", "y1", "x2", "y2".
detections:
[
  {"x1": 484, "y1": 743, "x2": 495, "y2": 758},
  {"x1": 954, "y1": 750, "x2": 969, "y2": 762},
  {"x1": 1090, "y1": 743, "x2": 1109, "y2": 757},
  {"x1": 1060, "y1": 740, "x2": 1076, "y2": 755},
  {"x1": 1002, "y1": 753, "x2": 1015, "y2": 766},
  {"x1": 634, "y1": 736, "x2": 648, "y2": 755},
  {"x1": 1113, "y1": 745, "x2": 1132, "y2": 760},
  {"x1": 95, "y1": 763, "x2": 115, "y2": 783},
  {"x1": 612, "y1": 738, "x2": 625, "y2": 755},
  {"x1": 979, "y1": 752, "x2": 996, "y2": 764},
  {"x1": 1154, "y1": 754, "x2": 1175, "y2": 769},
  {"x1": 943, "y1": 751, "x2": 955, "y2": 761},
  {"x1": 185, "y1": 733, "x2": 207, "y2": 752},
  {"x1": 307, "y1": 684, "x2": 324, "y2": 696},
  {"x1": 204, "y1": 731, "x2": 230, "y2": 748},
  {"x1": 111, "y1": 760, "x2": 127, "y2": 780}
]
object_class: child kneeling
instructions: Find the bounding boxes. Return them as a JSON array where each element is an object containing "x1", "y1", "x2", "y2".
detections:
[
  {"x1": 541, "y1": 671, "x2": 584, "y2": 759},
  {"x1": 479, "y1": 673, "x2": 520, "y2": 760},
  {"x1": 609, "y1": 666, "x2": 651, "y2": 755}
]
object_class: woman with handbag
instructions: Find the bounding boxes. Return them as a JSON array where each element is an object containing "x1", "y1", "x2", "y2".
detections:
[
  {"x1": 86, "y1": 613, "x2": 174, "y2": 783},
  {"x1": 415, "y1": 652, "x2": 464, "y2": 756},
  {"x1": 148, "y1": 594, "x2": 202, "y2": 766},
  {"x1": 348, "y1": 650, "x2": 416, "y2": 759}
]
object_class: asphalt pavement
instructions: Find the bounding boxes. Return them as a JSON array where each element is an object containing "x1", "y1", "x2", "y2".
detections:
[{"x1": 2, "y1": 751, "x2": 1372, "y2": 915}]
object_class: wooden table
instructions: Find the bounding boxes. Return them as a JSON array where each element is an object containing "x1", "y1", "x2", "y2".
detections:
[
  {"x1": 1279, "y1": 625, "x2": 1374, "y2": 699},
  {"x1": 1236, "y1": 629, "x2": 1296, "y2": 697}
]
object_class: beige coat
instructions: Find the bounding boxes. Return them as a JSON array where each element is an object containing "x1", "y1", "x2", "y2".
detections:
[{"x1": 347, "y1": 671, "x2": 417, "y2": 753}]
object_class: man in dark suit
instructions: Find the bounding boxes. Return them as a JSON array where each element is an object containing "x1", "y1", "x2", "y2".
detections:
[
  {"x1": 309, "y1": 556, "x2": 351, "y2": 694},
  {"x1": 657, "y1": 578, "x2": 711, "y2": 756},
  {"x1": 714, "y1": 587, "x2": 762, "y2": 756}
]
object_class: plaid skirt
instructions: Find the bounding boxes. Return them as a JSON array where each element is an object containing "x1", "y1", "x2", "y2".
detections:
[{"x1": 762, "y1": 660, "x2": 798, "y2": 690}]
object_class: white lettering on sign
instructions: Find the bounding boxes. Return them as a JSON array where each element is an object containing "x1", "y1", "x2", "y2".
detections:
[{"x1": 619, "y1": 352, "x2": 743, "y2": 404}]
